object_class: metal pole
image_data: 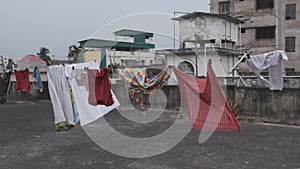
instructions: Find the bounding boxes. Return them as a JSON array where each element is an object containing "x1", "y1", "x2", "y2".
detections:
[
  {"x1": 194, "y1": 34, "x2": 198, "y2": 77},
  {"x1": 173, "y1": 12, "x2": 176, "y2": 50},
  {"x1": 173, "y1": 12, "x2": 189, "y2": 49}
]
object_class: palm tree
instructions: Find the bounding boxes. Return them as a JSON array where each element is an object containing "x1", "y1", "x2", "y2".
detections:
[
  {"x1": 68, "y1": 45, "x2": 82, "y2": 63},
  {"x1": 37, "y1": 47, "x2": 51, "y2": 65}
]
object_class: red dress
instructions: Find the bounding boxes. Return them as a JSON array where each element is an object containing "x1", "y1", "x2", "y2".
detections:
[{"x1": 88, "y1": 68, "x2": 114, "y2": 106}]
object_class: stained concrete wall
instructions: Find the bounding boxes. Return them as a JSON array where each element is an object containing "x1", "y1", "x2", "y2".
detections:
[
  {"x1": 112, "y1": 83, "x2": 300, "y2": 123},
  {"x1": 6, "y1": 82, "x2": 49, "y2": 103},
  {"x1": 235, "y1": 87, "x2": 300, "y2": 121}
]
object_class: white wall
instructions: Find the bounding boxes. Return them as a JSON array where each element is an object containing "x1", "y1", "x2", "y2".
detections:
[
  {"x1": 165, "y1": 51, "x2": 238, "y2": 77},
  {"x1": 179, "y1": 15, "x2": 239, "y2": 46}
]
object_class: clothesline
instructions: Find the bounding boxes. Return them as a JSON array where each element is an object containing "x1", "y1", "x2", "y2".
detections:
[
  {"x1": 47, "y1": 61, "x2": 241, "y2": 133},
  {"x1": 117, "y1": 62, "x2": 241, "y2": 132},
  {"x1": 232, "y1": 50, "x2": 288, "y2": 90}
]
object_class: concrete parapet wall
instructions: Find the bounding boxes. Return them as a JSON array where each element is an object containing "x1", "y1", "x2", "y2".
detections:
[
  {"x1": 111, "y1": 83, "x2": 182, "y2": 111},
  {"x1": 6, "y1": 82, "x2": 50, "y2": 103},
  {"x1": 4, "y1": 81, "x2": 300, "y2": 123},
  {"x1": 235, "y1": 87, "x2": 300, "y2": 121}
]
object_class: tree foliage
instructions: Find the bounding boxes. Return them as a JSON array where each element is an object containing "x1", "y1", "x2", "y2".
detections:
[
  {"x1": 68, "y1": 45, "x2": 82, "y2": 63},
  {"x1": 37, "y1": 47, "x2": 51, "y2": 65}
]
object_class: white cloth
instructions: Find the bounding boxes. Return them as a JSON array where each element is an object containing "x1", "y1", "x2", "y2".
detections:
[
  {"x1": 246, "y1": 50, "x2": 288, "y2": 90},
  {"x1": 47, "y1": 66, "x2": 75, "y2": 125},
  {"x1": 65, "y1": 62, "x2": 120, "y2": 126}
]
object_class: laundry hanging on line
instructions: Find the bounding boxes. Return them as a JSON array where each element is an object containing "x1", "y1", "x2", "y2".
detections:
[
  {"x1": 48, "y1": 61, "x2": 241, "y2": 132},
  {"x1": 15, "y1": 69, "x2": 31, "y2": 91},
  {"x1": 48, "y1": 65, "x2": 76, "y2": 131},
  {"x1": 65, "y1": 62, "x2": 119, "y2": 126},
  {"x1": 118, "y1": 66, "x2": 172, "y2": 110},
  {"x1": 33, "y1": 66, "x2": 44, "y2": 91},
  {"x1": 118, "y1": 63, "x2": 241, "y2": 132},
  {"x1": 48, "y1": 62, "x2": 120, "y2": 131},
  {"x1": 0, "y1": 72, "x2": 12, "y2": 96},
  {"x1": 87, "y1": 67, "x2": 114, "y2": 107},
  {"x1": 173, "y1": 61, "x2": 241, "y2": 132},
  {"x1": 246, "y1": 50, "x2": 288, "y2": 90}
]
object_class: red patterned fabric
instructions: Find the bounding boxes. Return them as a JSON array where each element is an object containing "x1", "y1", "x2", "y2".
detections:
[
  {"x1": 15, "y1": 69, "x2": 31, "y2": 91},
  {"x1": 173, "y1": 61, "x2": 241, "y2": 132},
  {"x1": 88, "y1": 68, "x2": 114, "y2": 107}
]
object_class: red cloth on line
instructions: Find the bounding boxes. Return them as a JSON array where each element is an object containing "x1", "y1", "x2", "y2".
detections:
[
  {"x1": 173, "y1": 61, "x2": 241, "y2": 132},
  {"x1": 15, "y1": 69, "x2": 31, "y2": 91},
  {"x1": 88, "y1": 68, "x2": 114, "y2": 106}
]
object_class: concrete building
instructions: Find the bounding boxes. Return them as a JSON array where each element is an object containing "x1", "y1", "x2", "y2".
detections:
[
  {"x1": 210, "y1": 0, "x2": 300, "y2": 75},
  {"x1": 78, "y1": 29, "x2": 155, "y2": 68},
  {"x1": 156, "y1": 12, "x2": 242, "y2": 81}
]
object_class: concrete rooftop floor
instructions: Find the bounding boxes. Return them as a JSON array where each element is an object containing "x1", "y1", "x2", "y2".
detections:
[{"x1": 0, "y1": 102, "x2": 299, "y2": 169}]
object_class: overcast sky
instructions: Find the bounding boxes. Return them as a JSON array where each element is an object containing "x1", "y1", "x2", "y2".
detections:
[{"x1": 0, "y1": 0, "x2": 210, "y2": 59}]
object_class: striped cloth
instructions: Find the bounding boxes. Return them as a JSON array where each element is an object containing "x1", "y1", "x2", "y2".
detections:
[
  {"x1": 173, "y1": 61, "x2": 241, "y2": 132},
  {"x1": 118, "y1": 66, "x2": 172, "y2": 110}
]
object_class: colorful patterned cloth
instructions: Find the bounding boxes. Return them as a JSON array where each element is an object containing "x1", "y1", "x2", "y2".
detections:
[
  {"x1": 173, "y1": 61, "x2": 241, "y2": 132},
  {"x1": 118, "y1": 66, "x2": 172, "y2": 110}
]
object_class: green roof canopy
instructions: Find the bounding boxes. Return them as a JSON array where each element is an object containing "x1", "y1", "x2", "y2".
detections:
[
  {"x1": 114, "y1": 29, "x2": 153, "y2": 38},
  {"x1": 78, "y1": 38, "x2": 155, "y2": 50}
]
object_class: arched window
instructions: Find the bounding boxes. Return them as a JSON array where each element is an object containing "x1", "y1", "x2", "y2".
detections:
[{"x1": 177, "y1": 61, "x2": 195, "y2": 75}]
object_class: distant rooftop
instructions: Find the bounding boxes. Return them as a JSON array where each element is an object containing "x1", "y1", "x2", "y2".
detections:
[
  {"x1": 78, "y1": 38, "x2": 155, "y2": 50},
  {"x1": 173, "y1": 12, "x2": 241, "y2": 24},
  {"x1": 155, "y1": 47, "x2": 242, "y2": 56},
  {"x1": 114, "y1": 29, "x2": 153, "y2": 38}
]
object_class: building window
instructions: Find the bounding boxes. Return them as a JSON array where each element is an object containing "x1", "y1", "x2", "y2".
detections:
[
  {"x1": 241, "y1": 28, "x2": 246, "y2": 33},
  {"x1": 219, "y1": 1, "x2": 230, "y2": 14},
  {"x1": 286, "y1": 4, "x2": 296, "y2": 20},
  {"x1": 256, "y1": 26, "x2": 275, "y2": 39},
  {"x1": 256, "y1": 0, "x2": 273, "y2": 10},
  {"x1": 178, "y1": 61, "x2": 195, "y2": 76},
  {"x1": 285, "y1": 37, "x2": 296, "y2": 52},
  {"x1": 285, "y1": 68, "x2": 295, "y2": 76}
]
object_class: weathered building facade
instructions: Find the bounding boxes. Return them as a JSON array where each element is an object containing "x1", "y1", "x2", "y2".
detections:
[
  {"x1": 156, "y1": 12, "x2": 242, "y2": 82},
  {"x1": 210, "y1": 0, "x2": 300, "y2": 74}
]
